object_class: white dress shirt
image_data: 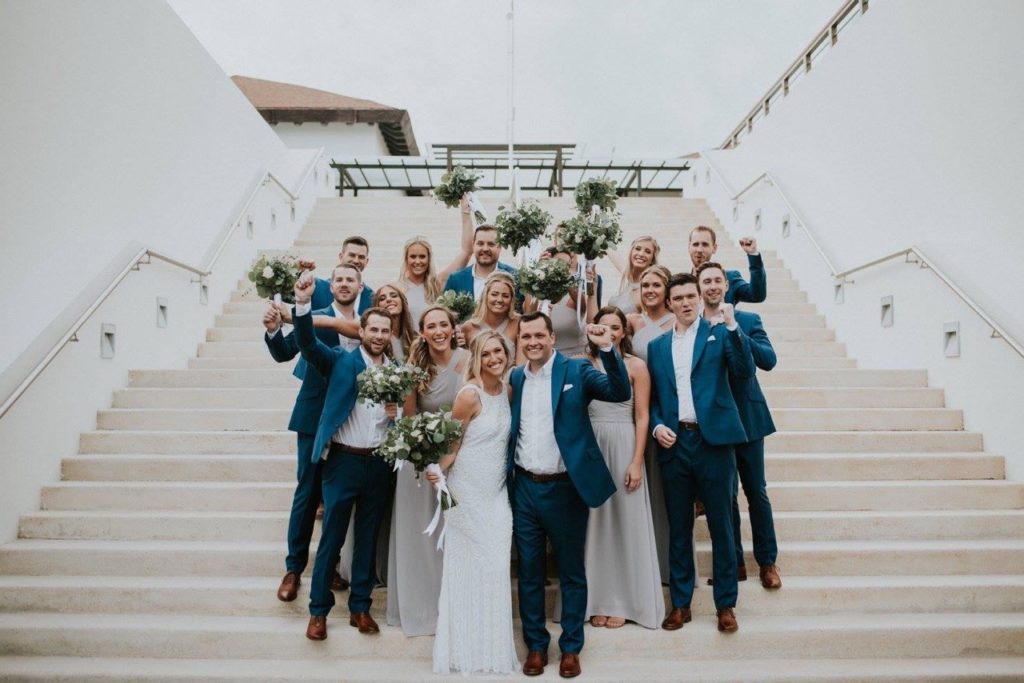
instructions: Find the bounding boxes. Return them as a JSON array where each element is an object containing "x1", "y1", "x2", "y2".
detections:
[
  {"x1": 672, "y1": 318, "x2": 700, "y2": 425},
  {"x1": 514, "y1": 352, "x2": 565, "y2": 474},
  {"x1": 331, "y1": 301, "x2": 361, "y2": 352},
  {"x1": 333, "y1": 346, "x2": 390, "y2": 450},
  {"x1": 471, "y1": 265, "x2": 490, "y2": 300}
]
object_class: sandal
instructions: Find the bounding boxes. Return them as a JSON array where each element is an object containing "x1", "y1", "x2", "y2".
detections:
[{"x1": 590, "y1": 615, "x2": 608, "y2": 627}]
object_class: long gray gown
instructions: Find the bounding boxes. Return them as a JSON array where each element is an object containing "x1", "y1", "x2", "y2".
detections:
[
  {"x1": 584, "y1": 383, "x2": 665, "y2": 628},
  {"x1": 550, "y1": 296, "x2": 587, "y2": 357},
  {"x1": 386, "y1": 347, "x2": 468, "y2": 636}
]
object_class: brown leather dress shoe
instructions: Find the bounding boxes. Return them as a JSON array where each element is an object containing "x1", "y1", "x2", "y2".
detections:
[
  {"x1": 522, "y1": 650, "x2": 548, "y2": 676},
  {"x1": 277, "y1": 572, "x2": 300, "y2": 602},
  {"x1": 349, "y1": 612, "x2": 380, "y2": 634},
  {"x1": 661, "y1": 607, "x2": 692, "y2": 630},
  {"x1": 559, "y1": 653, "x2": 581, "y2": 678},
  {"x1": 331, "y1": 570, "x2": 349, "y2": 591},
  {"x1": 306, "y1": 615, "x2": 327, "y2": 640},
  {"x1": 707, "y1": 564, "x2": 748, "y2": 585},
  {"x1": 717, "y1": 608, "x2": 738, "y2": 633},
  {"x1": 759, "y1": 563, "x2": 782, "y2": 590}
]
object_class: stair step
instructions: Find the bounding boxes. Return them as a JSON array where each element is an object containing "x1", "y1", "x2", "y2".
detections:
[
  {"x1": 762, "y1": 387, "x2": 945, "y2": 408},
  {"x1": 0, "y1": 611, "x2": 1020, "y2": 660}
]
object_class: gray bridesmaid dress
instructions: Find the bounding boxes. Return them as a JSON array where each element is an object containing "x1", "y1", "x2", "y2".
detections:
[
  {"x1": 550, "y1": 296, "x2": 587, "y2": 357},
  {"x1": 386, "y1": 347, "x2": 468, "y2": 636},
  {"x1": 584, "y1": 385, "x2": 665, "y2": 628},
  {"x1": 608, "y1": 282, "x2": 640, "y2": 315}
]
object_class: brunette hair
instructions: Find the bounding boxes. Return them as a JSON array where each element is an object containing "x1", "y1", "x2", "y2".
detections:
[
  {"x1": 586, "y1": 306, "x2": 633, "y2": 357},
  {"x1": 374, "y1": 283, "x2": 415, "y2": 358},
  {"x1": 342, "y1": 235, "x2": 369, "y2": 252},
  {"x1": 688, "y1": 225, "x2": 717, "y2": 245},
  {"x1": 695, "y1": 261, "x2": 727, "y2": 290},
  {"x1": 518, "y1": 310, "x2": 553, "y2": 335},
  {"x1": 409, "y1": 305, "x2": 459, "y2": 392}
]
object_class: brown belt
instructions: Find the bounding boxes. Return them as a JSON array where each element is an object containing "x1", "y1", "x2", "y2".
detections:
[
  {"x1": 330, "y1": 442, "x2": 378, "y2": 457},
  {"x1": 678, "y1": 421, "x2": 700, "y2": 432},
  {"x1": 516, "y1": 465, "x2": 570, "y2": 483}
]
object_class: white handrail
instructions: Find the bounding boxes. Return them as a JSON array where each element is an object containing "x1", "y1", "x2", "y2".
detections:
[
  {"x1": 699, "y1": 153, "x2": 1023, "y2": 360},
  {"x1": 0, "y1": 150, "x2": 325, "y2": 420}
]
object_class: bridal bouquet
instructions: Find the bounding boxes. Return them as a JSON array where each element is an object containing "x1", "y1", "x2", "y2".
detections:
[
  {"x1": 375, "y1": 409, "x2": 463, "y2": 510},
  {"x1": 356, "y1": 362, "x2": 428, "y2": 405},
  {"x1": 516, "y1": 258, "x2": 579, "y2": 303},
  {"x1": 559, "y1": 211, "x2": 623, "y2": 261},
  {"x1": 435, "y1": 290, "x2": 477, "y2": 324},
  {"x1": 434, "y1": 165, "x2": 487, "y2": 223},
  {"x1": 574, "y1": 177, "x2": 618, "y2": 213},
  {"x1": 247, "y1": 255, "x2": 300, "y2": 304},
  {"x1": 494, "y1": 200, "x2": 553, "y2": 253}
]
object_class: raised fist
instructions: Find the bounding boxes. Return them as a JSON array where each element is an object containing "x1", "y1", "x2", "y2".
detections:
[
  {"x1": 739, "y1": 237, "x2": 758, "y2": 255},
  {"x1": 586, "y1": 323, "x2": 612, "y2": 348},
  {"x1": 294, "y1": 272, "x2": 315, "y2": 303},
  {"x1": 297, "y1": 259, "x2": 317, "y2": 272},
  {"x1": 262, "y1": 305, "x2": 282, "y2": 334},
  {"x1": 720, "y1": 302, "x2": 736, "y2": 327}
]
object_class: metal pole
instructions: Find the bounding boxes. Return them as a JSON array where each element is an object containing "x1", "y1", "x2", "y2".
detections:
[{"x1": 506, "y1": 0, "x2": 516, "y2": 204}]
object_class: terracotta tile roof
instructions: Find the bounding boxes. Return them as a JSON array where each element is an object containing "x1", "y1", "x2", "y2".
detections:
[{"x1": 231, "y1": 75, "x2": 419, "y2": 156}]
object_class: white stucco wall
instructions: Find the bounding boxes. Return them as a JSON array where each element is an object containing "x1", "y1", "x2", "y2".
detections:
[
  {"x1": 687, "y1": 0, "x2": 1024, "y2": 478},
  {"x1": 272, "y1": 120, "x2": 390, "y2": 162},
  {"x1": 0, "y1": 0, "x2": 334, "y2": 541}
]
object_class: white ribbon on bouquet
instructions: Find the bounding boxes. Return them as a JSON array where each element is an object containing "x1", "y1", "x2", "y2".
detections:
[
  {"x1": 466, "y1": 192, "x2": 489, "y2": 226},
  {"x1": 423, "y1": 463, "x2": 450, "y2": 551}
]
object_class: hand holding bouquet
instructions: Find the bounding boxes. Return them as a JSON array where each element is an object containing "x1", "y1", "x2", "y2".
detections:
[
  {"x1": 247, "y1": 255, "x2": 300, "y2": 304},
  {"x1": 356, "y1": 363, "x2": 428, "y2": 405},
  {"x1": 559, "y1": 211, "x2": 623, "y2": 261},
  {"x1": 435, "y1": 290, "x2": 478, "y2": 324},
  {"x1": 516, "y1": 258, "x2": 579, "y2": 303},
  {"x1": 574, "y1": 177, "x2": 618, "y2": 213},
  {"x1": 376, "y1": 409, "x2": 463, "y2": 511},
  {"x1": 494, "y1": 200, "x2": 553, "y2": 254},
  {"x1": 434, "y1": 165, "x2": 485, "y2": 219}
]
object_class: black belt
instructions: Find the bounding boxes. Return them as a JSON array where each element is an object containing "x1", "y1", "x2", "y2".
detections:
[
  {"x1": 515, "y1": 465, "x2": 570, "y2": 483},
  {"x1": 330, "y1": 442, "x2": 378, "y2": 457},
  {"x1": 678, "y1": 421, "x2": 700, "y2": 432}
]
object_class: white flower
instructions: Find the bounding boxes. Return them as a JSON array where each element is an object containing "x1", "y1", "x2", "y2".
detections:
[
  {"x1": 537, "y1": 271, "x2": 546, "y2": 280},
  {"x1": 261, "y1": 265, "x2": 275, "y2": 278}
]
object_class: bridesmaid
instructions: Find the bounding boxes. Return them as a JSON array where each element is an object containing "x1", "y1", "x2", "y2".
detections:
[
  {"x1": 387, "y1": 305, "x2": 469, "y2": 636},
  {"x1": 607, "y1": 236, "x2": 661, "y2": 315},
  {"x1": 461, "y1": 271, "x2": 520, "y2": 353},
  {"x1": 374, "y1": 283, "x2": 416, "y2": 363},
  {"x1": 526, "y1": 246, "x2": 597, "y2": 358},
  {"x1": 625, "y1": 265, "x2": 675, "y2": 584},
  {"x1": 397, "y1": 196, "x2": 475, "y2": 323},
  {"x1": 583, "y1": 306, "x2": 664, "y2": 629}
]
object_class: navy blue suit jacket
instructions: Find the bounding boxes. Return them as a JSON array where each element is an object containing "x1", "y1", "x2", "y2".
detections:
[
  {"x1": 294, "y1": 278, "x2": 373, "y2": 381},
  {"x1": 507, "y1": 350, "x2": 631, "y2": 508},
  {"x1": 294, "y1": 308, "x2": 367, "y2": 464},
  {"x1": 647, "y1": 318, "x2": 754, "y2": 451},
  {"x1": 442, "y1": 262, "x2": 517, "y2": 296},
  {"x1": 731, "y1": 310, "x2": 777, "y2": 442},
  {"x1": 725, "y1": 253, "x2": 766, "y2": 305},
  {"x1": 265, "y1": 305, "x2": 338, "y2": 435}
]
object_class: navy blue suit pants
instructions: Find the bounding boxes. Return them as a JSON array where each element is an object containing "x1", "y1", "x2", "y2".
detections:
[{"x1": 732, "y1": 438, "x2": 778, "y2": 567}]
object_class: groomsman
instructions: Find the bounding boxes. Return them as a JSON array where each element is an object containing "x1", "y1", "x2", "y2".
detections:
[
  {"x1": 263, "y1": 264, "x2": 363, "y2": 601},
  {"x1": 509, "y1": 312, "x2": 630, "y2": 678},
  {"x1": 292, "y1": 273, "x2": 397, "y2": 641},
  {"x1": 687, "y1": 226, "x2": 766, "y2": 305},
  {"x1": 648, "y1": 273, "x2": 754, "y2": 633},
  {"x1": 300, "y1": 235, "x2": 374, "y2": 311},
  {"x1": 698, "y1": 262, "x2": 782, "y2": 590},
  {"x1": 443, "y1": 224, "x2": 517, "y2": 299}
]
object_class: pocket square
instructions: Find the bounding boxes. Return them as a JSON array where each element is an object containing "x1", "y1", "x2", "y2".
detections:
[
  {"x1": 707, "y1": 335, "x2": 717, "y2": 342},
  {"x1": 562, "y1": 384, "x2": 574, "y2": 392}
]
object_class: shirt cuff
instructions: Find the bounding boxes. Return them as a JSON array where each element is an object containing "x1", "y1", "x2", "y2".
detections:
[
  {"x1": 294, "y1": 302, "x2": 312, "y2": 317},
  {"x1": 599, "y1": 345, "x2": 614, "y2": 353},
  {"x1": 726, "y1": 321, "x2": 739, "y2": 332},
  {"x1": 266, "y1": 328, "x2": 282, "y2": 340}
]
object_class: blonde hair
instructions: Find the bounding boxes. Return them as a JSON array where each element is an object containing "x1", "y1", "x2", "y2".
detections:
[
  {"x1": 465, "y1": 331, "x2": 513, "y2": 385},
  {"x1": 409, "y1": 305, "x2": 459, "y2": 392},
  {"x1": 374, "y1": 283, "x2": 415, "y2": 359},
  {"x1": 638, "y1": 264, "x2": 672, "y2": 316},
  {"x1": 399, "y1": 236, "x2": 442, "y2": 302},
  {"x1": 620, "y1": 236, "x2": 661, "y2": 292},
  {"x1": 469, "y1": 271, "x2": 518, "y2": 327}
]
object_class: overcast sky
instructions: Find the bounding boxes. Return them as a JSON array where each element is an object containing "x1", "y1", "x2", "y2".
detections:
[{"x1": 168, "y1": 0, "x2": 832, "y2": 158}]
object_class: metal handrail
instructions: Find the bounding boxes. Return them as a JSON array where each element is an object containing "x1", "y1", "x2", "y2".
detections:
[
  {"x1": 721, "y1": 0, "x2": 870, "y2": 149},
  {"x1": 0, "y1": 150, "x2": 325, "y2": 421},
  {"x1": 699, "y1": 153, "x2": 1024, "y2": 360}
]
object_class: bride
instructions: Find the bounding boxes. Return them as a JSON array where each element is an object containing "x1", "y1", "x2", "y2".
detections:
[{"x1": 428, "y1": 331, "x2": 519, "y2": 675}]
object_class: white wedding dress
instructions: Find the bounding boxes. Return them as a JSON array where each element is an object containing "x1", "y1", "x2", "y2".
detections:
[{"x1": 433, "y1": 383, "x2": 519, "y2": 676}]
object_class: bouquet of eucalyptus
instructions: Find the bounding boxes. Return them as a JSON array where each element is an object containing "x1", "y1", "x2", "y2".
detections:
[
  {"x1": 434, "y1": 165, "x2": 487, "y2": 223},
  {"x1": 574, "y1": 177, "x2": 619, "y2": 213},
  {"x1": 559, "y1": 211, "x2": 623, "y2": 261},
  {"x1": 435, "y1": 290, "x2": 477, "y2": 324},
  {"x1": 356, "y1": 363, "x2": 428, "y2": 405},
  {"x1": 247, "y1": 255, "x2": 300, "y2": 304},
  {"x1": 516, "y1": 257, "x2": 579, "y2": 303},
  {"x1": 494, "y1": 200, "x2": 553, "y2": 253},
  {"x1": 375, "y1": 409, "x2": 463, "y2": 510}
]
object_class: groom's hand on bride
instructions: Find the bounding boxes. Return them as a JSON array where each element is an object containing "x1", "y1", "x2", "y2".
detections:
[
  {"x1": 425, "y1": 470, "x2": 441, "y2": 485},
  {"x1": 586, "y1": 323, "x2": 612, "y2": 348}
]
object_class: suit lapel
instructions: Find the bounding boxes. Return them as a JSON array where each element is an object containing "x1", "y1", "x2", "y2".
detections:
[
  {"x1": 550, "y1": 352, "x2": 568, "y2": 416},
  {"x1": 661, "y1": 335, "x2": 678, "y2": 396},
  {"x1": 691, "y1": 318, "x2": 710, "y2": 372}
]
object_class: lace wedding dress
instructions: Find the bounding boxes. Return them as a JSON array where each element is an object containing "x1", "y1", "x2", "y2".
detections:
[{"x1": 433, "y1": 383, "x2": 519, "y2": 675}]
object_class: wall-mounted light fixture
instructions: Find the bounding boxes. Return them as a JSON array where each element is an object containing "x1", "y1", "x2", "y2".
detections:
[
  {"x1": 781, "y1": 214, "x2": 791, "y2": 238},
  {"x1": 880, "y1": 295, "x2": 894, "y2": 327},
  {"x1": 834, "y1": 281, "x2": 845, "y2": 304},
  {"x1": 156, "y1": 297, "x2": 168, "y2": 328},
  {"x1": 944, "y1": 321, "x2": 961, "y2": 358},
  {"x1": 246, "y1": 216, "x2": 254, "y2": 239},
  {"x1": 100, "y1": 323, "x2": 116, "y2": 359},
  {"x1": 754, "y1": 209, "x2": 762, "y2": 231}
]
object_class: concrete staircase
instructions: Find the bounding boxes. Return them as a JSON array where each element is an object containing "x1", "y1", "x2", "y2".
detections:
[{"x1": 1, "y1": 196, "x2": 1022, "y2": 681}]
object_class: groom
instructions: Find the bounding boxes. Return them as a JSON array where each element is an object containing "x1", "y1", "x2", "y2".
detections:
[{"x1": 509, "y1": 311, "x2": 631, "y2": 679}]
